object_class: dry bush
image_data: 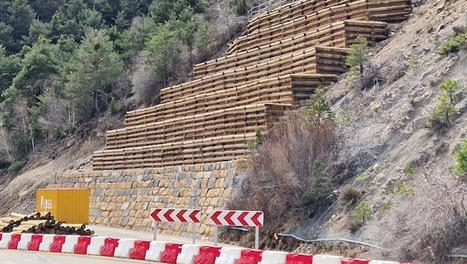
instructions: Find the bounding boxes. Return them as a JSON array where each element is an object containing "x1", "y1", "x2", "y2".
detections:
[
  {"x1": 340, "y1": 185, "x2": 365, "y2": 204},
  {"x1": 361, "y1": 63, "x2": 384, "y2": 90},
  {"x1": 130, "y1": 54, "x2": 160, "y2": 107},
  {"x1": 379, "y1": 172, "x2": 467, "y2": 262},
  {"x1": 230, "y1": 110, "x2": 337, "y2": 224}
]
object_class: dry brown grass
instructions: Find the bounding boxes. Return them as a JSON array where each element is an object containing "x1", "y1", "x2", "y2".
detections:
[
  {"x1": 340, "y1": 185, "x2": 365, "y2": 204},
  {"x1": 230, "y1": 110, "x2": 337, "y2": 224},
  {"x1": 379, "y1": 172, "x2": 467, "y2": 263}
]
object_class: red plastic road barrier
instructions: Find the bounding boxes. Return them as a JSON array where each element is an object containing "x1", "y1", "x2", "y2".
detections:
[
  {"x1": 194, "y1": 246, "x2": 222, "y2": 264},
  {"x1": 100, "y1": 238, "x2": 119, "y2": 257},
  {"x1": 129, "y1": 240, "x2": 151, "y2": 260},
  {"x1": 28, "y1": 235, "x2": 43, "y2": 251},
  {"x1": 49, "y1": 236, "x2": 66, "y2": 253},
  {"x1": 285, "y1": 253, "x2": 313, "y2": 264},
  {"x1": 74, "y1": 236, "x2": 91, "y2": 254},
  {"x1": 235, "y1": 249, "x2": 263, "y2": 264},
  {"x1": 160, "y1": 243, "x2": 182, "y2": 264},
  {"x1": 8, "y1": 234, "x2": 21, "y2": 249},
  {"x1": 341, "y1": 258, "x2": 370, "y2": 264}
]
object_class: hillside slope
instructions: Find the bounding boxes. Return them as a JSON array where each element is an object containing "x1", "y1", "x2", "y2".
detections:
[
  {"x1": 253, "y1": 0, "x2": 466, "y2": 261},
  {"x1": 0, "y1": 0, "x2": 465, "y2": 262}
]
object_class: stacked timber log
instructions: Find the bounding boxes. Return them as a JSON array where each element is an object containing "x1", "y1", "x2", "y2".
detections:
[
  {"x1": 195, "y1": 20, "x2": 388, "y2": 78},
  {"x1": 0, "y1": 212, "x2": 94, "y2": 235},
  {"x1": 246, "y1": 0, "x2": 410, "y2": 34},
  {"x1": 91, "y1": 0, "x2": 410, "y2": 170}
]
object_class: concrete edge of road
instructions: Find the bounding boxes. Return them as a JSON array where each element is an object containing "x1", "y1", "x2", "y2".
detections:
[{"x1": 0, "y1": 232, "x2": 411, "y2": 264}]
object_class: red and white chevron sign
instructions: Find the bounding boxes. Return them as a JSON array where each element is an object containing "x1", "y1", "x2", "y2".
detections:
[
  {"x1": 150, "y1": 208, "x2": 201, "y2": 223},
  {"x1": 209, "y1": 210, "x2": 264, "y2": 227}
]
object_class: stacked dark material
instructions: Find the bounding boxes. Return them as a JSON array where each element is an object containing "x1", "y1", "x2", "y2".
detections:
[
  {"x1": 1, "y1": 212, "x2": 53, "y2": 233},
  {"x1": 23, "y1": 221, "x2": 94, "y2": 236},
  {"x1": 1, "y1": 212, "x2": 94, "y2": 236}
]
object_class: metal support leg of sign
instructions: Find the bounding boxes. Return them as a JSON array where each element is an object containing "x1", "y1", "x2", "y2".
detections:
[
  {"x1": 192, "y1": 223, "x2": 196, "y2": 244},
  {"x1": 214, "y1": 226, "x2": 219, "y2": 246},
  {"x1": 255, "y1": 226, "x2": 259, "y2": 249},
  {"x1": 153, "y1": 220, "x2": 158, "y2": 241}
]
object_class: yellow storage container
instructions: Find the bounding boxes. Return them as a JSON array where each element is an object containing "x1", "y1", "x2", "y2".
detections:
[{"x1": 36, "y1": 188, "x2": 89, "y2": 224}]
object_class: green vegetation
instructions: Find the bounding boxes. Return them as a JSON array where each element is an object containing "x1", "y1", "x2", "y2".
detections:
[
  {"x1": 305, "y1": 88, "x2": 334, "y2": 124},
  {"x1": 431, "y1": 78, "x2": 461, "y2": 126},
  {"x1": 454, "y1": 139, "x2": 467, "y2": 179},
  {"x1": 345, "y1": 36, "x2": 369, "y2": 81},
  {"x1": 247, "y1": 127, "x2": 263, "y2": 150},
  {"x1": 334, "y1": 107, "x2": 351, "y2": 127},
  {"x1": 382, "y1": 200, "x2": 393, "y2": 210},
  {"x1": 408, "y1": 55, "x2": 420, "y2": 69},
  {"x1": 7, "y1": 160, "x2": 24, "y2": 175},
  {"x1": 373, "y1": 106, "x2": 380, "y2": 114},
  {"x1": 351, "y1": 201, "x2": 373, "y2": 226},
  {"x1": 404, "y1": 164, "x2": 417, "y2": 176},
  {"x1": 437, "y1": 32, "x2": 467, "y2": 56},
  {"x1": 0, "y1": 0, "x2": 218, "y2": 170},
  {"x1": 230, "y1": 0, "x2": 249, "y2": 16},
  {"x1": 390, "y1": 182, "x2": 413, "y2": 196},
  {"x1": 305, "y1": 159, "x2": 332, "y2": 202},
  {"x1": 354, "y1": 168, "x2": 372, "y2": 183}
]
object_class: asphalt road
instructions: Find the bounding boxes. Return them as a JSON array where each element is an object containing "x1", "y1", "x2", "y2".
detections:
[
  {"x1": 0, "y1": 250, "x2": 160, "y2": 264},
  {"x1": 0, "y1": 225, "x2": 238, "y2": 263}
]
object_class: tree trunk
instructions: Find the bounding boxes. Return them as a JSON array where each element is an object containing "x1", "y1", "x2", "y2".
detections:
[
  {"x1": 445, "y1": 110, "x2": 450, "y2": 125},
  {"x1": 94, "y1": 90, "x2": 99, "y2": 116},
  {"x1": 0, "y1": 123, "x2": 13, "y2": 162},
  {"x1": 188, "y1": 45, "x2": 193, "y2": 68}
]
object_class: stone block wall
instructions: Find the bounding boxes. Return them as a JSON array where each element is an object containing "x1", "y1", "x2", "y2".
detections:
[{"x1": 48, "y1": 160, "x2": 245, "y2": 238}]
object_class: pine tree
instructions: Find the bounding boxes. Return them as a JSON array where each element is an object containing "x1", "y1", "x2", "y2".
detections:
[
  {"x1": 143, "y1": 24, "x2": 181, "y2": 86},
  {"x1": 64, "y1": 31, "x2": 123, "y2": 124},
  {"x1": 432, "y1": 92, "x2": 457, "y2": 126},
  {"x1": 431, "y1": 78, "x2": 461, "y2": 126},
  {"x1": 195, "y1": 24, "x2": 216, "y2": 61},
  {"x1": 305, "y1": 88, "x2": 334, "y2": 124},
  {"x1": 345, "y1": 36, "x2": 369, "y2": 85},
  {"x1": 439, "y1": 77, "x2": 461, "y2": 104}
]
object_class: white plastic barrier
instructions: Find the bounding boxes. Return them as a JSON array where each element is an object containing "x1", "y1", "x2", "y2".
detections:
[
  {"x1": 215, "y1": 247, "x2": 242, "y2": 264},
  {"x1": 17, "y1": 234, "x2": 33, "y2": 250},
  {"x1": 0, "y1": 233, "x2": 12, "y2": 248},
  {"x1": 87, "y1": 237, "x2": 106, "y2": 255},
  {"x1": 145, "y1": 241, "x2": 167, "y2": 262},
  {"x1": 177, "y1": 244, "x2": 201, "y2": 264},
  {"x1": 114, "y1": 238, "x2": 136, "y2": 258},
  {"x1": 38, "y1": 234, "x2": 54, "y2": 251},
  {"x1": 258, "y1": 251, "x2": 288, "y2": 264},
  {"x1": 313, "y1": 254, "x2": 343, "y2": 264},
  {"x1": 369, "y1": 261, "x2": 400, "y2": 264},
  {"x1": 61, "y1": 235, "x2": 79, "y2": 253}
]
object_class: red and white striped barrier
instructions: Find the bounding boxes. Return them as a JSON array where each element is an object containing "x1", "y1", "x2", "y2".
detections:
[
  {"x1": 0, "y1": 232, "x2": 411, "y2": 264},
  {"x1": 177, "y1": 244, "x2": 201, "y2": 264},
  {"x1": 145, "y1": 241, "x2": 167, "y2": 261},
  {"x1": 258, "y1": 250, "x2": 288, "y2": 264}
]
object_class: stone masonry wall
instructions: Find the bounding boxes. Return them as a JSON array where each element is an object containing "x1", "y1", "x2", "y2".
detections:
[{"x1": 48, "y1": 160, "x2": 245, "y2": 238}]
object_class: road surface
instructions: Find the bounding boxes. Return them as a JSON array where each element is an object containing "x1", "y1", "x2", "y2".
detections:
[
  {"x1": 0, "y1": 250, "x2": 160, "y2": 264},
  {"x1": 0, "y1": 225, "x2": 239, "y2": 263}
]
